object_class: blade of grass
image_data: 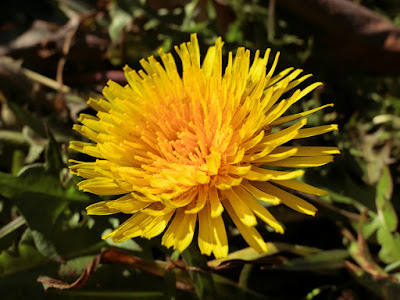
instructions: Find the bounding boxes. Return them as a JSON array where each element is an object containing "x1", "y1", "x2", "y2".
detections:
[{"x1": 0, "y1": 216, "x2": 25, "y2": 240}]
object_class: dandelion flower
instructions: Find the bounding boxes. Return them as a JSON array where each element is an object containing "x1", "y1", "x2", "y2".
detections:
[{"x1": 69, "y1": 34, "x2": 339, "y2": 258}]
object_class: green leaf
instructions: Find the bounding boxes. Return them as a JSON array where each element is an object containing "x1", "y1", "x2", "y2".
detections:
[
  {"x1": 365, "y1": 140, "x2": 391, "y2": 185},
  {"x1": 58, "y1": 255, "x2": 96, "y2": 278},
  {"x1": 360, "y1": 213, "x2": 381, "y2": 240},
  {"x1": 0, "y1": 216, "x2": 25, "y2": 240},
  {"x1": 109, "y1": 1, "x2": 132, "y2": 44},
  {"x1": 0, "y1": 164, "x2": 88, "y2": 260},
  {"x1": 276, "y1": 249, "x2": 349, "y2": 271},
  {"x1": 208, "y1": 243, "x2": 321, "y2": 268},
  {"x1": 11, "y1": 150, "x2": 25, "y2": 175},
  {"x1": 53, "y1": 228, "x2": 105, "y2": 257},
  {"x1": 30, "y1": 230, "x2": 61, "y2": 261},
  {"x1": 384, "y1": 260, "x2": 400, "y2": 273},
  {"x1": 4, "y1": 167, "x2": 69, "y2": 226},
  {"x1": 44, "y1": 128, "x2": 65, "y2": 175},
  {"x1": 376, "y1": 166, "x2": 397, "y2": 232},
  {"x1": 10, "y1": 167, "x2": 69, "y2": 260},
  {"x1": 0, "y1": 166, "x2": 89, "y2": 202},
  {"x1": 377, "y1": 227, "x2": 400, "y2": 264},
  {"x1": 0, "y1": 243, "x2": 47, "y2": 277},
  {"x1": 345, "y1": 261, "x2": 400, "y2": 299},
  {"x1": 211, "y1": 273, "x2": 266, "y2": 299},
  {"x1": 182, "y1": 242, "x2": 215, "y2": 300},
  {"x1": 238, "y1": 264, "x2": 252, "y2": 289},
  {"x1": 7, "y1": 102, "x2": 46, "y2": 138},
  {"x1": 164, "y1": 269, "x2": 177, "y2": 300}
]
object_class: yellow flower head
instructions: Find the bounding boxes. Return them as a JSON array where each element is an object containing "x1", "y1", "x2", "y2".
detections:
[{"x1": 69, "y1": 34, "x2": 339, "y2": 258}]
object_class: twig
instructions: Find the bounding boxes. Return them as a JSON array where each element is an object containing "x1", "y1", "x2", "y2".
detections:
[
  {"x1": 268, "y1": 0, "x2": 276, "y2": 41},
  {"x1": 21, "y1": 68, "x2": 71, "y2": 93}
]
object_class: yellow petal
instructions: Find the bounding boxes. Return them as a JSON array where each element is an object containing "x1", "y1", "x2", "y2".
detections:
[
  {"x1": 142, "y1": 211, "x2": 175, "y2": 239},
  {"x1": 72, "y1": 125, "x2": 101, "y2": 144},
  {"x1": 223, "y1": 189, "x2": 257, "y2": 227},
  {"x1": 206, "y1": 150, "x2": 221, "y2": 175},
  {"x1": 261, "y1": 118, "x2": 307, "y2": 143},
  {"x1": 271, "y1": 146, "x2": 340, "y2": 156},
  {"x1": 141, "y1": 202, "x2": 174, "y2": 216},
  {"x1": 198, "y1": 201, "x2": 228, "y2": 258},
  {"x1": 242, "y1": 181, "x2": 280, "y2": 205},
  {"x1": 271, "y1": 179, "x2": 328, "y2": 196},
  {"x1": 185, "y1": 185, "x2": 208, "y2": 214},
  {"x1": 242, "y1": 167, "x2": 304, "y2": 181},
  {"x1": 211, "y1": 213, "x2": 229, "y2": 258},
  {"x1": 223, "y1": 199, "x2": 267, "y2": 253},
  {"x1": 295, "y1": 124, "x2": 339, "y2": 139},
  {"x1": 162, "y1": 189, "x2": 198, "y2": 208},
  {"x1": 266, "y1": 67, "x2": 293, "y2": 88},
  {"x1": 106, "y1": 194, "x2": 150, "y2": 213},
  {"x1": 69, "y1": 141, "x2": 103, "y2": 158},
  {"x1": 256, "y1": 182, "x2": 317, "y2": 216},
  {"x1": 209, "y1": 185, "x2": 224, "y2": 218},
  {"x1": 233, "y1": 186, "x2": 284, "y2": 233},
  {"x1": 102, "y1": 212, "x2": 150, "y2": 243},
  {"x1": 86, "y1": 201, "x2": 120, "y2": 215},
  {"x1": 271, "y1": 104, "x2": 334, "y2": 126},
  {"x1": 240, "y1": 130, "x2": 264, "y2": 151},
  {"x1": 264, "y1": 155, "x2": 334, "y2": 168},
  {"x1": 215, "y1": 175, "x2": 243, "y2": 190},
  {"x1": 87, "y1": 97, "x2": 111, "y2": 112},
  {"x1": 119, "y1": 214, "x2": 156, "y2": 242},
  {"x1": 198, "y1": 203, "x2": 213, "y2": 256},
  {"x1": 78, "y1": 178, "x2": 131, "y2": 195},
  {"x1": 162, "y1": 208, "x2": 197, "y2": 252},
  {"x1": 252, "y1": 148, "x2": 298, "y2": 163},
  {"x1": 226, "y1": 165, "x2": 252, "y2": 175}
]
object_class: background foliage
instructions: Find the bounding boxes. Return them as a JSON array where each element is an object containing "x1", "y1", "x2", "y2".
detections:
[{"x1": 1, "y1": 0, "x2": 400, "y2": 299}]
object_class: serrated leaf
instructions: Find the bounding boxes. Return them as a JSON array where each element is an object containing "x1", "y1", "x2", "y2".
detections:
[
  {"x1": 377, "y1": 227, "x2": 400, "y2": 264},
  {"x1": 365, "y1": 139, "x2": 391, "y2": 184},
  {"x1": 361, "y1": 213, "x2": 381, "y2": 240},
  {"x1": 376, "y1": 166, "x2": 397, "y2": 232},
  {"x1": 348, "y1": 238, "x2": 388, "y2": 279}
]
